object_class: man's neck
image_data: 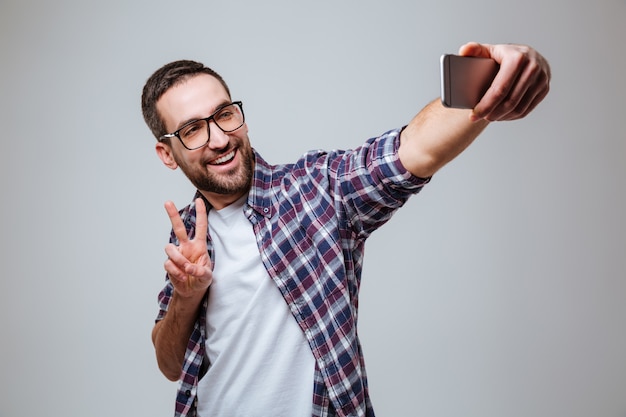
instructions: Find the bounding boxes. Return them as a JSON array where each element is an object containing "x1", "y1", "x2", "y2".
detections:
[{"x1": 199, "y1": 188, "x2": 249, "y2": 211}]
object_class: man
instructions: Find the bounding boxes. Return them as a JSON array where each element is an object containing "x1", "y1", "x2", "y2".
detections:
[{"x1": 141, "y1": 42, "x2": 550, "y2": 417}]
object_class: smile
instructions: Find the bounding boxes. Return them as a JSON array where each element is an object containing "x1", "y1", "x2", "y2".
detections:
[{"x1": 209, "y1": 150, "x2": 236, "y2": 165}]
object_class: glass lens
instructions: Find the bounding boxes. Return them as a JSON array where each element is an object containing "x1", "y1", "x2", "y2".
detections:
[
  {"x1": 179, "y1": 120, "x2": 209, "y2": 149},
  {"x1": 214, "y1": 103, "x2": 244, "y2": 132}
]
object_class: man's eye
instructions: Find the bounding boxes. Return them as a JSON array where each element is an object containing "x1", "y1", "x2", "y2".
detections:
[
  {"x1": 181, "y1": 122, "x2": 202, "y2": 137},
  {"x1": 216, "y1": 110, "x2": 234, "y2": 121}
]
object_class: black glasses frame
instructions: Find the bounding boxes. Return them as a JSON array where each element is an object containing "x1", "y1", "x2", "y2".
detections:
[{"x1": 159, "y1": 101, "x2": 244, "y2": 150}]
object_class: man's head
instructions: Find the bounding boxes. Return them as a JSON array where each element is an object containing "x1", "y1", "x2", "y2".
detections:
[
  {"x1": 141, "y1": 60, "x2": 231, "y2": 140},
  {"x1": 141, "y1": 60, "x2": 253, "y2": 209}
]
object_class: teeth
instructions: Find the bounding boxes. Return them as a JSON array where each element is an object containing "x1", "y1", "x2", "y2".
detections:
[{"x1": 211, "y1": 150, "x2": 235, "y2": 165}]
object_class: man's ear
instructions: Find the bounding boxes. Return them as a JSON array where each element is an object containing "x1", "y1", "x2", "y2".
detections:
[{"x1": 156, "y1": 142, "x2": 179, "y2": 170}]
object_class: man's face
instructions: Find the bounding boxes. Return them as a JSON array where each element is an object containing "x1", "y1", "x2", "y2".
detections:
[{"x1": 155, "y1": 74, "x2": 254, "y2": 209}]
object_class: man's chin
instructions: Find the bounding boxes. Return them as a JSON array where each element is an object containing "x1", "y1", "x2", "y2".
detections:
[{"x1": 192, "y1": 170, "x2": 252, "y2": 196}]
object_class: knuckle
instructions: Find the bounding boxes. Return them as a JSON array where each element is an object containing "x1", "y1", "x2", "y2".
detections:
[
  {"x1": 509, "y1": 49, "x2": 526, "y2": 66},
  {"x1": 500, "y1": 98, "x2": 518, "y2": 113},
  {"x1": 527, "y1": 60, "x2": 543, "y2": 81},
  {"x1": 492, "y1": 84, "x2": 510, "y2": 101}
]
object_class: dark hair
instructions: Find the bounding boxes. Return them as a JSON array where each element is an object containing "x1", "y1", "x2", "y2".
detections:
[{"x1": 141, "y1": 60, "x2": 231, "y2": 140}]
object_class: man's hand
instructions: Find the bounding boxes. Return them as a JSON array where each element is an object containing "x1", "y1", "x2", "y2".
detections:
[
  {"x1": 164, "y1": 197, "x2": 213, "y2": 299},
  {"x1": 459, "y1": 42, "x2": 551, "y2": 122},
  {"x1": 399, "y1": 42, "x2": 550, "y2": 178},
  {"x1": 152, "y1": 197, "x2": 212, "y2": 381}
]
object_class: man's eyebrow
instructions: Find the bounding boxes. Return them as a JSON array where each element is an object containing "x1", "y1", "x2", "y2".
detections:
[{"x1": 174, "y1": 100, "x2": 232, "y2": 131}]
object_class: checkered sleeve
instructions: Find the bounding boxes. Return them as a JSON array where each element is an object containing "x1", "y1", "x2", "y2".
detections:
[{"x1": 330, "y1": 127, "x2": 430, "y2": 239}]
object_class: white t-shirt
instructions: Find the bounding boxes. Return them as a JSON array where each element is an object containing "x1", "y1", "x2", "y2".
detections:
[{"x1": 197, "y1": 197, "x2": 316, "y2": 417}]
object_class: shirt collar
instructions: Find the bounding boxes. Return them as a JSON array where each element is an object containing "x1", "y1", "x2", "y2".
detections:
[{"x1": 247, "y1": 150, "x2": 274, "y2": 218}]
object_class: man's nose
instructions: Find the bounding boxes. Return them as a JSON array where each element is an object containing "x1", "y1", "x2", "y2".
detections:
[{"x1": 207, "y1": 122, "x2": 229, "y2": 150}]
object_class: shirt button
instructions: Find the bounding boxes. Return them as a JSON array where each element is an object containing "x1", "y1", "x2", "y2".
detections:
[
  {"x1": 185, "y1": 390, "x2": 192, "y2": 397},
  {"x1": 263, "y1": 207, "x2": 269, "y2": 213}
]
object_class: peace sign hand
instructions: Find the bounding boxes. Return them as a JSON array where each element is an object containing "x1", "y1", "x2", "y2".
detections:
[{"x1": 163, "y1": 198, "x2": 213, "y2": 299}]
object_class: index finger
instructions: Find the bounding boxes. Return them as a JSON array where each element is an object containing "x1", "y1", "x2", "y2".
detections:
[
  {"x1": 164, "y1": 200, "x2": 189, "y2": 244},
  {"x1": 194, "y1": 198, "x2": 208, "y2": 241},
  {"x1": 474, "y1": 61, "x2": 520, "y2": 117}
]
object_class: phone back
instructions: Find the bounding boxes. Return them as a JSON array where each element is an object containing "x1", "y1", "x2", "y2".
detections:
[{"x1": 441, "y1": 55, "x2": 499, "y2": 109}]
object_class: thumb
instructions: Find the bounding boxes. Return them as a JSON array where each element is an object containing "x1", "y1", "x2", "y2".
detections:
[
  {"x1": 458, "y1": 42, "x2": 492, "y2": 58},
  {"x1": 185, "y1": 253, "x2": 212, "y2": 275}
]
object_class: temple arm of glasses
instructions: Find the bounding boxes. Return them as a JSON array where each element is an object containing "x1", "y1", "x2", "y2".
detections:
[{"x1": 159, "y1": 133, "x2": 176, "y2": 141}]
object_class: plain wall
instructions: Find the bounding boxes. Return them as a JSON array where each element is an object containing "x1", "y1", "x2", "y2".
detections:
[{"x1": 1, "y1": 0, "x2": 624, "y2": 416}]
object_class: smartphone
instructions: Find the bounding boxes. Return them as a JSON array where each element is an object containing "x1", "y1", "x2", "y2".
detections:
[{"x1": 440, "y1": 54, "x2": 499, "y2": 109}]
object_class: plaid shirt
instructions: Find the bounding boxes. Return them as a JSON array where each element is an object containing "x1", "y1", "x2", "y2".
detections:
[{"x1": 155, "y1": 128, "x2": 429, "y2": 417}]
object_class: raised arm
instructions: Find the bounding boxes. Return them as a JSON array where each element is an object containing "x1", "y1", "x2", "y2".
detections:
[
  {"x1": 399, "y1": 42, "x2": 551, "y2": 178},
  {"x1": 152, "y1": 198, "x2": 213, "y2": 381}
]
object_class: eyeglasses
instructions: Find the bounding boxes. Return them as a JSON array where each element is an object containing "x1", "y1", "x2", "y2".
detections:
[{"x1": 159, "y1": 101, "x2": 245, "y2": 150}]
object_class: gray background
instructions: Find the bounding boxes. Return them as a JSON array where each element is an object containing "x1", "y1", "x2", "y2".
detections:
[{"x1": 1, "y1": 0, "x2": 625, "y2": 416}]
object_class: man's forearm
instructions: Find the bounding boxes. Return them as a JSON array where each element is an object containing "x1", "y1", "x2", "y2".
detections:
[
  {"x1": 398, "y1": 99, "x2": 489, "y2": 178},
  {"x1": 152, "y1": 291, "x2": 205, "y2": 381}
]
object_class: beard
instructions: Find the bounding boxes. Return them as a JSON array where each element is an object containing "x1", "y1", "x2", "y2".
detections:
[{"x1": 176, "y1": 142, "x2": 254, "y2": 196}]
